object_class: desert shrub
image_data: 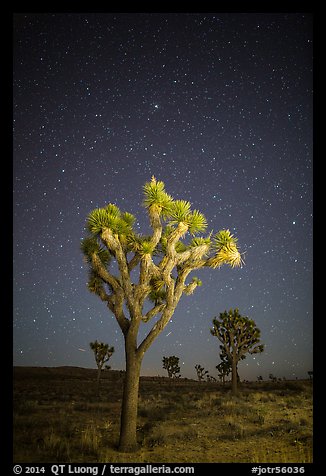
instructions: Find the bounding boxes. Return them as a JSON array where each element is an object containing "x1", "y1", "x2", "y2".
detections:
[
  {"x1": 73, "y1": 402, "x2": 93, "y2": 412},
  {"x1": 222, "y1": 417, "x2": 247, "y2": 440},
  {"x1": 190, "y1": 396, "x2": 207, "y2": 410},
  {"x1": 145, "y1": 423, "x2": 198, "y2": 448},
  {"x1": 80, "y1": 423, "x2": 101, "y2": 457},
  {"x1": 284, "y1": 396, "x2": 302, "y2": 408},
  {"x1": 293, "y1": 432, "x2": 312, "y2": 447},
  {"x1": 146, "y1": 427, "x2": 168, "y2": 447},
  {"x1": 170, "y1": 426, "x2": 198, "y2": 442},
  {"x1": 138, "y1": 407, "x2": 150, "y2": 418},
  {"x1": 219, "y1": 399, "x2": 253, "y2": 416},
  {"x1": 138, "y1": 402, "x2": 173, "y2": 421},
  {"x1": 168, "y1": 392, "x2": 187, "y2": 404},
  {"x1": 299, "y1": 418, "x2": 309, "y2": 427},
  {"x1": 14, "y1": 399, "x2": 39, "y2": 414},
  {"x1": 251, "y1": 444, "x2": 312, "y2": 463},
  {"x1": 250, "y1": 410, "x2": 266, "y2": 425},
  {"x1": 211, "y1": 397, "x2": 223, "y2": 407},
  {"x1": 257, "y1": 392, "x2": 278, "y2": 403},
  {"x1": 42, "y1": 430, "x2": 71, "y2": 461}
]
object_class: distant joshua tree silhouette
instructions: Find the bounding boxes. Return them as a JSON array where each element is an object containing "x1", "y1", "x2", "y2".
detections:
[
  {"x1": 89, "y1": 340, "x2": 114, "y2": 394},
  {"x1": 216, "y1": 353, "x2": 232, "y2": 385},
  {"x1": 269, "y1": 373, "x2": 277, "y2": 383},
  {"x1": 162, "y1": 355, "x2": 181, "y2": 378},
  {"x1": 195, "y1": 364, "x2": 209, "y2": 381},
  {"x1": 211, "y1": 308, "x2": 264, "y2": 395},
  {"x1": 206, "y1": 374, "x2": 217, "y2": 382}
]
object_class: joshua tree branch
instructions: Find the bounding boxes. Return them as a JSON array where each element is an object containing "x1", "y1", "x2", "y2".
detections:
[
  {"x1": 91, "y1": 253, "x2": 121, "y2": 292},
  {"x1": 142, "y1": 303, "x2": 166, "y2": 323},
  {"x1": 101, "y1": 228, "x2": 136, "y2": 318}
]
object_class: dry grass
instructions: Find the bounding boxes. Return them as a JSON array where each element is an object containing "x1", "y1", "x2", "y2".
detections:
[{"x1": 13, "y1": 366, "x2": 313, "y2": 463}]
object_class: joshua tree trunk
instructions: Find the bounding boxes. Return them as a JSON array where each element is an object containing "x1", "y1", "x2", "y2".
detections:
[
  {"x1": 118, "y1": 330, "x2": 143, "y2": 452},
  {"x1": 231, "y1": 357, "x2": 238, "y2": 395},
  {"x1": 96, "y1": 368, "x2": 101, "y2": 396}
]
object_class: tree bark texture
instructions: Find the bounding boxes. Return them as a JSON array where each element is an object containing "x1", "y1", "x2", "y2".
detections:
[
  {"x1": 232, "y1": 358, "x2": 238, "y2": 395},
  {"x1": 118, "y1": 335, "x2": 143, "y2": 452}
]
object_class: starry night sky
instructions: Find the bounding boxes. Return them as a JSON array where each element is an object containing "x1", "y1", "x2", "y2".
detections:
[{"x1": 13, "y1": 12, "x2": 313, "y2": 381}]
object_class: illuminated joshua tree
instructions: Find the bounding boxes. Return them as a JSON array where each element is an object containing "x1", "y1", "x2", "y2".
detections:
[
  {"x1": 81, "y1": 177, "x2": 243, "y2": 452},
  {"x1": 211, "y1": 309, "x2": 264, "y2": 395}
]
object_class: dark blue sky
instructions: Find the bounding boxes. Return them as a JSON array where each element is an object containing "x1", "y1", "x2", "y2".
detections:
[{"x1": 13, "y1": 12, "x2": 313, "y2": 380}]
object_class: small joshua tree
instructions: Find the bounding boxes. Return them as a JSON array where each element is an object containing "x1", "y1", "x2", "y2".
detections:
[
  {"x1": 162, "y1": 355, "x2": 181, "y2": 378},
  {"x1": 206, "y1": 374, "x2": 217, "y2": 382},
  {"x1": 90, "y1": 340, "x2": 115, "y2": 393},
  {"x1": 210, "y1": 309, "x2": 264, "y2": 395},
  {"x1": 216, "y1": 354, "x2": 232, "y2": 385},
  {"x1": 269, "y1": 373, "x2": 277, "y2": 382},
  {"x1": 195, "y1": 364, "x2": 209, "y2": 381}
]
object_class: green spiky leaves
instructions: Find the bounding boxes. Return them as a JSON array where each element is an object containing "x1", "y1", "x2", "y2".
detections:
[
  {"x1": 191, "y1": 276, "x2": 203, "y2": 287},
  {"x1": 209, "y1": 229, "x2": 244, "y2": 268},
  {"x1": 87, "y1": 270, "x2": 106, "y2": 295},
  {"x1": 143, "y1": 177, "x2": 207, "y2": 235},
  {"x1": 81, "y1": 236, "x2": 111, "y2": 265},
  {"x1": 148, "y1": 287, "x2": 167, "y2": 305},
  {"x1": 126, "y1": 234, "x2": 157, "y2": 257},
  {"x1": 168, "y1": 201, "x2": 207, "y2": 234},
  {"x1": 86, "y1": 204, "x2": 135, "y2": 236},
  {"x1": 214, "y1": 229, "x2": 238, "y2": 249},
  {"x1": 187, "y1": 210, "x2": 208, "y2": 234},
  {"x1": 143, "y1": 177, "x2": 173, "y2": 216},
  {"x1": 189, "y1": 236, "x2": 211, "y2": 248},
  {"x1": 139, "y1": 240, "x2": 156, "y2": 257},
  {"x1": 184, "y1": 276, "x2": 203, "y2": 295},
  {"x1": 82, "y1": 178, "x2": 244, "y2": 316},
  {"x1": 168, "y1": 200, "x2": 191, "y2": 224},
  {"x1": 121, "y1": 211, "x2": 136, "y2": 228}
]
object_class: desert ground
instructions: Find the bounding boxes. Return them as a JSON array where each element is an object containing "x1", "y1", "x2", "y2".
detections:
[{"x1": 13, "y1": 366, "x2": 312, "y2": 463}]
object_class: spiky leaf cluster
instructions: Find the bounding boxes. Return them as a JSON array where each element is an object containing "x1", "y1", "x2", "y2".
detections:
[
  {"x1": 87, "y1": 271, "x2": 105, "y2": 295},
  {"x1": 143, "y1": 178, "x2": 173, "y2": 216},
  {"x1": 168, "y1": 200, "x2": 191, "y2": 224},
  {"x1": 209, "y1": 229, "x2": 244, "y2": 268},
  {"x1": 81, "y1": 236, "x2": 111, "y2": 264},
  {"x1": 148, "y1": 286, "x2": 167, "y2": 305},
  {"x1": 87, "y1": 204, "x2": 135, "y2": 237},
  {"x1": 90, "y1": 340, "x2": 115, "y2": 369},
  {"x1": 167, "y1": 200, "x2": 207, "y2": 235}
]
